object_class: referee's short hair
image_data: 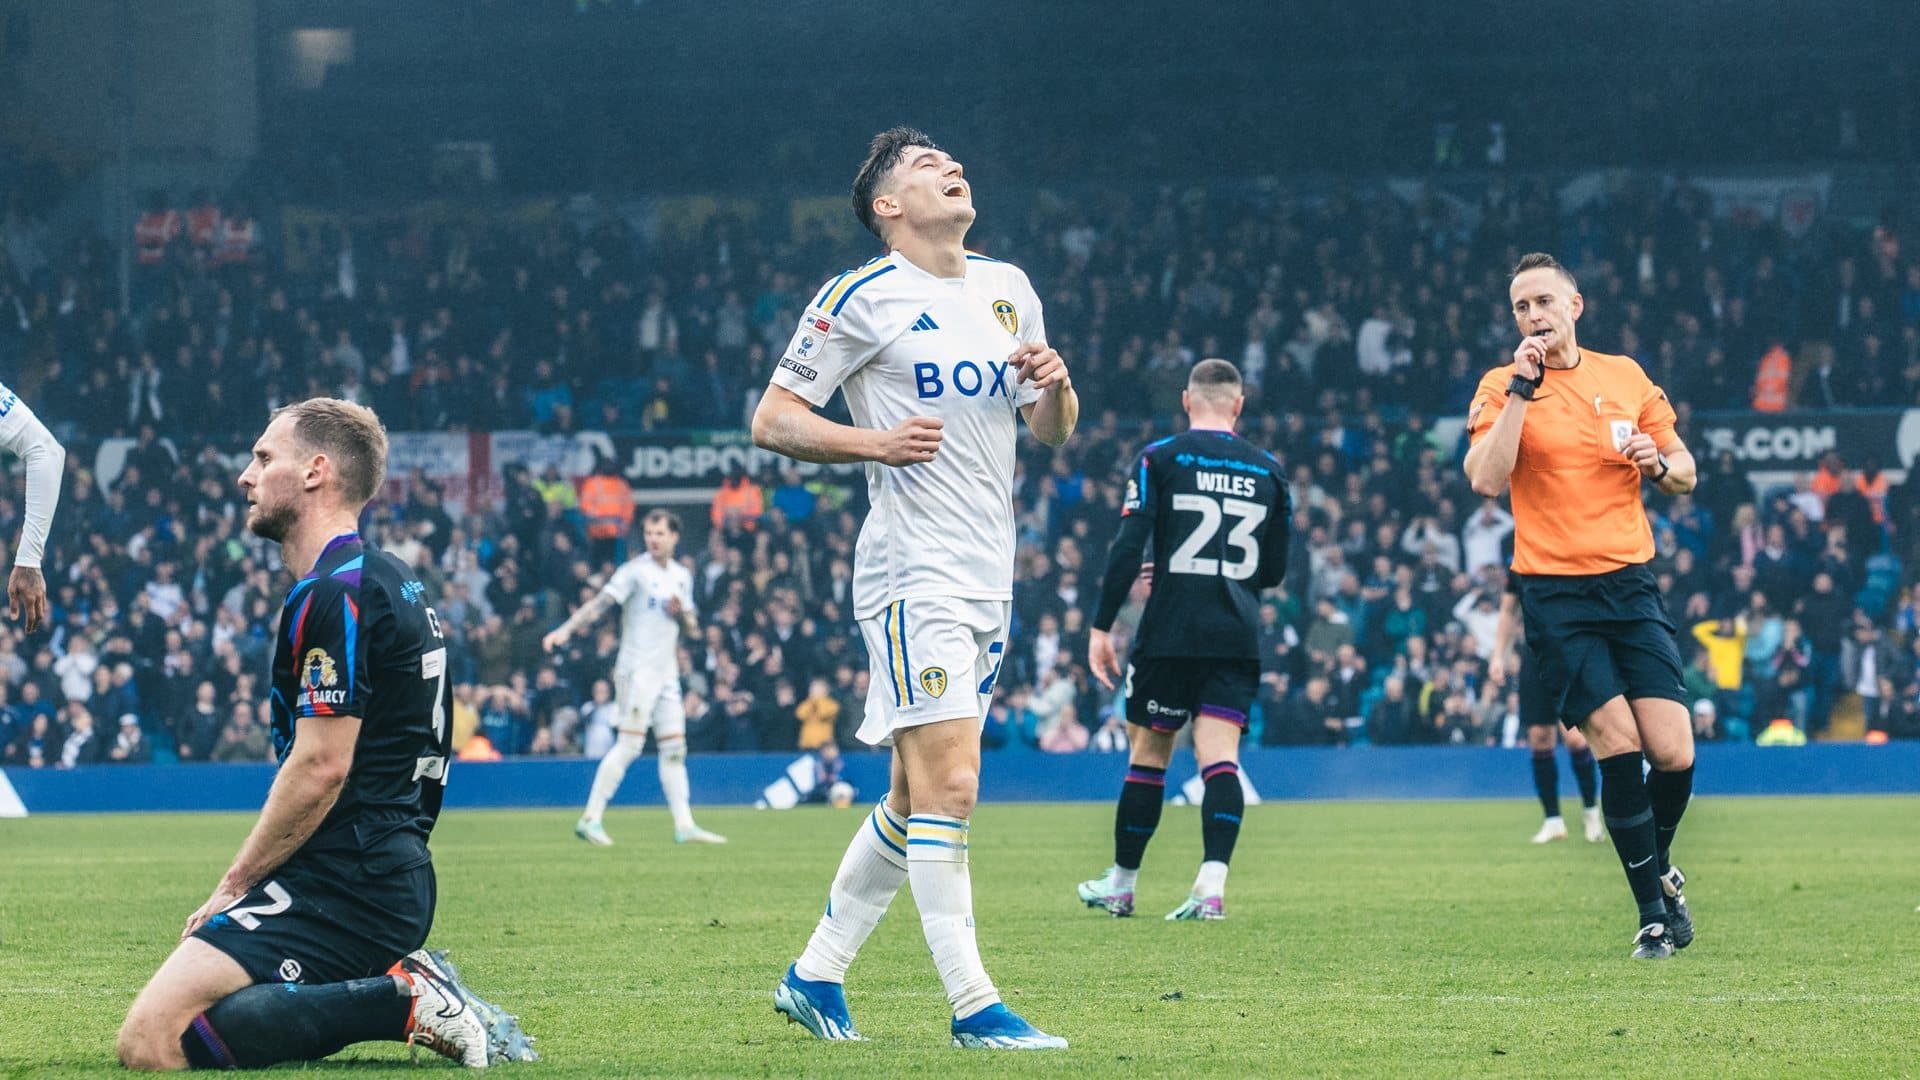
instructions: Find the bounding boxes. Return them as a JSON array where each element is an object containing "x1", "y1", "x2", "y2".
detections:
[
  {"x1": 1511, "y1": 252, "x2": 1579, "y2": 291},
  {"x1": 1188, "y1": 358, "x2": 1243, "y2": 402},
  {"x1": 274, "y1": 398, "x2": 389, "y2": 507}
]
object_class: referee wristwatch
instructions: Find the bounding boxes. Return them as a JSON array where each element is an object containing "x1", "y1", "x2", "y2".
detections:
[
  {"x1": 1653, "y1": 453, "x2": 1671, "y2": 481},
  {"x1": 1507, "y1": 369, "x2": 1543, "y2": 400}
]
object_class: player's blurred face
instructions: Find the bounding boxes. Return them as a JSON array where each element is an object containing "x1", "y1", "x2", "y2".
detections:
[
  {"x1": 878, "y1": 147, "x2": 973, "y2": 240},
  {"x1": 238, "y1": 415, "x2": 311, "y2": 542},
  {"x1": 1508, "y1": 267, "x2": 1583, "y2": 357},
  {"x1": 644, "y1": 519, "x2": 678, "y2": 561}
]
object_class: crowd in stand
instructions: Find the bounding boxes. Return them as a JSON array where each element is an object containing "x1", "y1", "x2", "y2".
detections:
[{"x1": 4, "y1": 171, "x2": 1920, "y2": 768}]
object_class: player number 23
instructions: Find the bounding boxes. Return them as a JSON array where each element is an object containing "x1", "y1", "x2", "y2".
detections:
[{"x1": 1169, "y1": 494, "x2": 1267, "y2": 580}]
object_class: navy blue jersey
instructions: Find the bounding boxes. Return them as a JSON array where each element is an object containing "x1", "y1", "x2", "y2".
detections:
[
  {"x1": 271, "y1": 533, "x2": 451, "y2": 858},
  {"x1": 1093, "y1": 430, "x2": 1290, "y2": 660}
]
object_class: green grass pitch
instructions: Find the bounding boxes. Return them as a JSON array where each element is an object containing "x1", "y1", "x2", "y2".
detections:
[{"x1": 2, "y1": 796, "x2": 1917, "y2": 1077}]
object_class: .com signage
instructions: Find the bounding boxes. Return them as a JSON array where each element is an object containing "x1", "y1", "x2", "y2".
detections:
[{"x1": 1695, "y1": 409, "x2": 1914, "y2": 469}]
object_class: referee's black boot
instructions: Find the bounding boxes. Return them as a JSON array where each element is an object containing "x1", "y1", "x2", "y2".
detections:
[
  {"x1": 1630, "y1": 923, "x2": 1674, "y2": 960},
  {"x1": 1660, "y1": 866, "x2": 1694, "y2": 950}
]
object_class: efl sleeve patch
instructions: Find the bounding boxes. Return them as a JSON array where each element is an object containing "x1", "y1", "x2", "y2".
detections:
[{"x1": 772, "y1": 305, "x2": 875, "y2": 407}]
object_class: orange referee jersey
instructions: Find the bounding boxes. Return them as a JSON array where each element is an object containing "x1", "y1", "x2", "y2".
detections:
[{"x1": 1468, "y1": 348, "x2": 1677, "y2": 576}]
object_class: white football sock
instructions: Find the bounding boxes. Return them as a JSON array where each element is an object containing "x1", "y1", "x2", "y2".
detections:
[
  {"x1": 1112, "y1": 866, "x2": 1138, "y2": 891},
  {"x1": 795, "y1": 801, "x2": 909, "y2": 984},
  {"x1": 584, "y1": 732, "x2": 644, "y2": 823},
  {"x1": 1194, "y1": 859, "x2": 1229, "y2": 898},
  {"x1": 657, "y1": 738, "x2": 696, "y2": 831},
  {"x1": 906, "y1": 814, "x2": 1000, "y2": 1021}
]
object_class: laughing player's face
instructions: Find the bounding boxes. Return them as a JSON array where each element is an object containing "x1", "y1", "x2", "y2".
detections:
[
  {"x1": 238, "y1": 414, "x2": 309, "y2": 542},
  {"x1": 883, "y1": 146, "x2": 974, "y2": 237}
]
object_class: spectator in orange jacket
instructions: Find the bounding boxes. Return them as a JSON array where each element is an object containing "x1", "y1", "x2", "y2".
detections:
[
  {"x1": 710, "y1": 466, "x2": 764, "y2": 535},
  {"x1": 579, "y1": 456, "x2": 637, "y2": 565}
]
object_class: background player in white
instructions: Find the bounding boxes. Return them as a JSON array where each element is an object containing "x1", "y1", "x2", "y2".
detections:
[
  {"x1": 752, "y1": 127, "x2": 1076, "y2": 1049},
  {"x1": 543, "y1": 509, "x2": 726, "y2": 845},
  {"x1": 0, "y1": 380, "x2": 65, "y2": 633}
]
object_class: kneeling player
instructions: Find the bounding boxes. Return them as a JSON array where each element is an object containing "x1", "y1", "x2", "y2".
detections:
[
  {"x1": 1078, "y1": 360, "x2": 1290, "y2": 920},
  {"x1": 1488, "y1": 575, "x2": 1601, "y2": 843},
  {"x1": 116, "y1": 400, "x2": 533, "y2": 1070}
]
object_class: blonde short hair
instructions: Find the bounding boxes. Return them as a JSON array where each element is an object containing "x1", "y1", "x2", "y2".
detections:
[{"x1": 273, "y1": 398, "x2": 389, "y2": 507}]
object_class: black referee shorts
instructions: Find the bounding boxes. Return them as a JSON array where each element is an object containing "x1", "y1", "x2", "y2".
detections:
[
  {"x1": 1515, "y1": 643, "x2": 1558, "y2": 728},
  {"x1": 1516, "y1": 563, "x2": 1687, "y2": 729}
]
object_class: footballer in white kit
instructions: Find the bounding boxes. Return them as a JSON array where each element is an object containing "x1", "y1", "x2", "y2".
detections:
[
  {"x1": 754, "y1": 128, "x2": 1077, "y2": 1050},
  {"x1": 0, "y1": 380, "x2": 65, "y2": 633},
  {"x1": 542, "y1": 509, "x2": 725, "y2": 845},
  {"x1": 779, "y1": 247, "x2": 1044, "y2": 746},
  {"x1": 605, "y1": 544, "x2": 694, "y2": 736}
]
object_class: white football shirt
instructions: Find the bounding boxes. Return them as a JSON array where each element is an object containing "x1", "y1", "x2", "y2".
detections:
[
  {"x1": 770, "y1": 250, "x2": 1046, "y2": 619},
  {"x1": 0, "y1": 380, "x2": 62, "y2": 570},
  {"x1": 600, "y1": 555, "x2": 696, "y2": 680}
]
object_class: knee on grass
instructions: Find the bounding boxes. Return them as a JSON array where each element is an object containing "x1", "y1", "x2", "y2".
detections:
[{"x1": 116, "y1": 1017, "x2": 185, "y2": 1072}]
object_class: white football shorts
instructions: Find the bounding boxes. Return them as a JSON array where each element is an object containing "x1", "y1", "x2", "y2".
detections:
[
  {"x1": 613, "y1": 667, "x2": 685, "y2": 741},
  {"x1": 856, "y1": 596, "x2": 1010, "y2": 747}
]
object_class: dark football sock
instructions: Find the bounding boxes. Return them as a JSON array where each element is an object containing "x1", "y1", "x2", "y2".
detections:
[
  {"x1": 1530, "y1": 749, "x2": 1561, "y2": 818},
  {"x1": 1114, "y1": 764, "x2": 1166, "y2": 871},
  {"x1": 1647, "y1": 763, "x2": 1695, "y2": 876},
  {"x1": 1199, "y1": 761, "x2": 1245, "y2": 865},
  {"x1": 181, "y1": 976, "x2": 411, "y2": 1069},
  {"x1": 1597, "y1": 751, "x2": 1669, "y2": 926},
  {"x1": 1569, "y1": 746, "x2": 1599, "y2": 809}
]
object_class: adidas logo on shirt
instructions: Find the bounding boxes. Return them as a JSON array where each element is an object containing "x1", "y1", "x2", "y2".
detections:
[{"x1": 909, "y1": 313, "x2": 940, "y2": 332}]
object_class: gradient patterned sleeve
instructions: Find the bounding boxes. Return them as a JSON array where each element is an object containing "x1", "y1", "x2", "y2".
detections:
[
  {"x1": 284, "y1": 576, "x2": 372, "y2": 720},
  {"x1": 1093, "y1": 449, "x2": 1157, "y2": 633},
  {"x1": 1256, "y1": 478, "x2": 1293, "y2": 591}
]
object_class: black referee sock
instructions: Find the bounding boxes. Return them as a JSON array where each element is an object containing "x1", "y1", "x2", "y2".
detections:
[
  {"x1": 1530, "y1": 750, "x2": 1561, "y2": 819},
  {"x1": 1114, "y1": 764, "x2": 1166, "y2": 872},
  {"x1": 1647, "y1": 763, "x2": 1695, "y2": 876},
  {"x1": 1569, "y1": 746, "x2": 1599, "y2": 810},
  {"x1": 1199, "y1": 761, "x2": 1245, "y2": 865},
  {"x1": 181, "y1": 976, "x2": 411, "y2": 1068},
  {"x1": 1597, "y1": 751, "x2": 1669, "y2": 927}
]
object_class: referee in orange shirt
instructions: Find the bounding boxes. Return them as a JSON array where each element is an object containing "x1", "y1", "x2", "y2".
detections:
[{"x1": 1464, "y1": 253, "x2": 1700, "y2": 960}]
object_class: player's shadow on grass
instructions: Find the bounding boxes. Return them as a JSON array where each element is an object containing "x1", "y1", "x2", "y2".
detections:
[{"x1": 268, "y1": 1057, "x2": 446, "y2": 1071}]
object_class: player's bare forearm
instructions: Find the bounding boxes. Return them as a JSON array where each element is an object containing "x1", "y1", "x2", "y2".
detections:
[
  {"x1": 751, "y1": 387, "x2": 880, "y2": 465},
  {"x1": 1492, "y1": 592, "x2": 1520, "y2": 661},
  {"x1": 1022, "y1": 384, "x2": 1079, "y2": 448},
  {"x1": 1464, "y1": 402, "x2": 1526, "y2": 497},
  {"x1": 557, "y1": 592, "x2": 615, "y2": 638},
  {"x1": 219, "y1": 718, "x2": 360, "y2": 892}
]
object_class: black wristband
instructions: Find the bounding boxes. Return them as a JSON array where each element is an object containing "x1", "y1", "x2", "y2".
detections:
[
  {"x1": 1507, "y1": 373, "x2": 1541, "y2": 400},
  {"x1": 1654, "y1": 455, "x2": 1671, "y2": 481}
]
